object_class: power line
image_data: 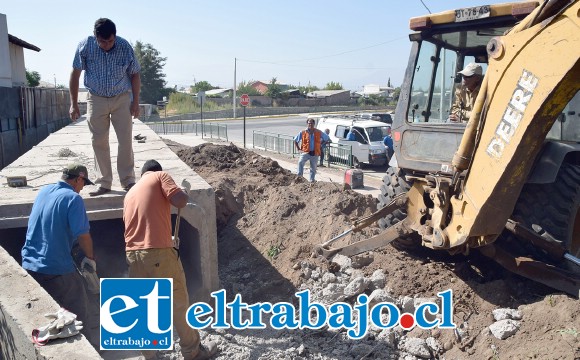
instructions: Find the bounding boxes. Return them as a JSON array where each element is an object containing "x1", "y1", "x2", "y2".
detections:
[
  {"x1": 238, "y1": 35, "x2": 407, "y2": 68},
  {"x1": 236, "y1": 59, "x2": 389, "y2": 70},
  {"x1": 419, "y1": 0, "x2": 432, "y2": 14},
  {"x1": 280, "y1": 35, "x2": 407, "y2": 63}
]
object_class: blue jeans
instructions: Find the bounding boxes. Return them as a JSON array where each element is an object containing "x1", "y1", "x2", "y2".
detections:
[
  {"x1": 319, "y1": 146, "x2": 327, "y2": 165},
  {"x1": 297, "y1": 152, "x2": 318, "y2": 182}
]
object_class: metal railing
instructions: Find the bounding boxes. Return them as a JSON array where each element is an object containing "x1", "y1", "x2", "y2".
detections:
[
  {"x1": 146, "y1": 120, "x2": 228, "y2": 141},
  {"x1": 252, "y1": 130, "x2": 353, "y2": 167},
  {"x1": 325, "y1": 143, "x2": 353, "y2": 167},
  {"x1": 252, "y1": 131, "x2": 295, "y2": 155}
]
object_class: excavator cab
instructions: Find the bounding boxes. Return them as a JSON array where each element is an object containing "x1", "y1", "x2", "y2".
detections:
[{"x1": 391, "y1": 2, "x2": 541, "y2": 175}]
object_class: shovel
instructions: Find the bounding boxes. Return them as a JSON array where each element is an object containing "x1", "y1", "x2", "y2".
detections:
[{"x1": 172, "y1": 179, "x2": 191, "y2": 250}]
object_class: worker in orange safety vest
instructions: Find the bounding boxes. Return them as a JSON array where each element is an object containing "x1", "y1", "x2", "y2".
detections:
[{"x1": 294, "y1": 118, "x2": 330, "y2": 182}]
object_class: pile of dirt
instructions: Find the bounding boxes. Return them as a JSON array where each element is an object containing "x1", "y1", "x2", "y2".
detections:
[{"x1": 172, "y1": 142, "x2": 579, "y2": 360}]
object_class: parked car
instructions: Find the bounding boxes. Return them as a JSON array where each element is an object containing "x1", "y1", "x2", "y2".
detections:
[
  {"x1": 316, "y1": 116, "x2": 390, "y2": 167},
  {"x1": 356, "y1": 112, "x2": 393, "y2": 124}
]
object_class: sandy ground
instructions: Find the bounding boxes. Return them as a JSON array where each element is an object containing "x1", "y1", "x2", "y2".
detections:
[{"x1": 161, "y1": 141, "x2": 579, "y2": 360}]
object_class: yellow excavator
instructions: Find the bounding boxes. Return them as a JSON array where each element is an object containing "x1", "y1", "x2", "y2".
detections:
[{"x1": 315, "y1": 0, "x2": 580, "y2": 297}]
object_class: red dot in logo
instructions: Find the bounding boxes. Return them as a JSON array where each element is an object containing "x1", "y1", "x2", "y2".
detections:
[
  {"x1": 153, "y1": 340, "x2": 158, "y2": 345},
  {"x1": 400, "y1": 313, "x2": 415, "y2": 330}
]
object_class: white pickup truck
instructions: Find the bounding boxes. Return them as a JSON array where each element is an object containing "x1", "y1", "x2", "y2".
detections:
[{"x1": 316, "y1": 116, "x2": 391, "y2": 167}]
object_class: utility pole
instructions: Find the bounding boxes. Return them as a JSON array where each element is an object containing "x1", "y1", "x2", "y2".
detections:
[
  {"x1": 233, "y1": 57, "x2": 237, "y2": 119},
  {"x1": 53, "y1": 74, "x2": 56, "y2": 88}
]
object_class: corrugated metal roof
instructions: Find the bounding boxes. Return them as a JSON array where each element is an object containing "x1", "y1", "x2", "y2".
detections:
[
  {"x1": 8, "y1": 34, "x2": 41, "y2": 52},
  {"x1": 306, "y1": 90, "x2": 349, "y2": 98},
  {"x1": 205, "y1": 88, "x2": 231, "y2": 96}
]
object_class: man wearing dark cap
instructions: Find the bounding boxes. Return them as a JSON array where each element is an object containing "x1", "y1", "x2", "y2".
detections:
[
  {"x1": 21, "y1": 164, "x2": 96, "y2": 328},
  {"x1": 69, "y1": 18, "x2": 141, "y2": 196},
  {"x1": 449, "y1": 62, "x2": 484, "y2": 123},
  {"x1": 123, "y1": 160, "x2": 217, "y2": 360}
]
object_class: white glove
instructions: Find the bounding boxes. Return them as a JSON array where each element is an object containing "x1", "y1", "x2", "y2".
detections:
[
  {"x1": 32, "y1": 320, "x2": 83, "y2": 345},
  {"x1": 81, "y1": 257, "x2": 96, "y2": 273},
  {"x1": 44, "y1": 308, "x2": 77, "y2": 331},
  {"x1": 172, "y1": 235, "x2": 180, "y2": 249},
  {"x1": 79, "y1": 258, "x2": 100, "y2": 295},
  {"x1": 181, "y1": 179, "x2": 191, "y2": 196}
]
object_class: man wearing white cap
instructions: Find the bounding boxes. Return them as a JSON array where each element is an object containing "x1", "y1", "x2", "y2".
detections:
[{"x1": 449, "y1": 62, "x2": 483, "y2": 123}]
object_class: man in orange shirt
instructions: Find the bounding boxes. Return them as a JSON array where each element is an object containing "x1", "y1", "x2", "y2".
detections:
[{"x1": 123, "y1": 160, "x2": 217, "y2": 360}]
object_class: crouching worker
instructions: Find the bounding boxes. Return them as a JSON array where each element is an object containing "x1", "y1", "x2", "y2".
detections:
[
  {"x1": 21, "y1": 164, "x2": 97, "y2": 341},
  {"x1": 123, "y1": 160, "x2": 217, "y2": 360}
]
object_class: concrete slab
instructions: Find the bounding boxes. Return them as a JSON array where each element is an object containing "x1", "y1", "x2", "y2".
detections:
[{"x1": 0, "y1": 118, "x2": 218, "y2": 358}]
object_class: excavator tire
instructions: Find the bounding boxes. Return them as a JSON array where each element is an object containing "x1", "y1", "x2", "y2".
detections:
[
  {"x1": 377, "y1": 167, "x2": 422, "y2": 249},
  {"x1": 508, "y1": 162, "x2": 580, "y2": 272}
]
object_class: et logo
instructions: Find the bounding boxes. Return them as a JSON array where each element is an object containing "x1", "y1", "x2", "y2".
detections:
[{"x1": 100, "y1": 278, "x2": 173, "y2": 350}]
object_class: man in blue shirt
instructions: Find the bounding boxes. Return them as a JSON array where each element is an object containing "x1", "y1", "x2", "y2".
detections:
[
  {"x1": 383, "y1": 127, "x2": 394, "y2": 160},
  {"x1": 22, "y1": 164, "x2": 96, "y2": 328},
  {"x1": 319, "y1": 128, "x2": 331, "y2": 166},
  {"x1": 294, "y1": 118, "x2": 330, "y2": 182},
  {"x1": 69, "y1": 18, "x2": 141, "y2": 196},
  {"x1": 346, "y1": 127, "x2": 356, "y2": 141}
]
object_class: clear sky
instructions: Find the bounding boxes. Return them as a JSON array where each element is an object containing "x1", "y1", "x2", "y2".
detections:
[{"x1": 3, "y1": 1, "x2": 513, "y2": 91}]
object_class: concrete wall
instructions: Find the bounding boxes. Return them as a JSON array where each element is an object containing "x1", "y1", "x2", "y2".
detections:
[
  {"x1": 0, "y1": 244, "x2": 100, "y2": 360},
  {"x1": 0, "y1": 14, "x2": 11, "y2": 88},
  {"x1": 8, "y1": 43, "x2": 25, "y2": 87}
]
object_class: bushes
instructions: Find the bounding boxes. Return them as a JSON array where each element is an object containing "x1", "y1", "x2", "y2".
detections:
[{"x1": 167, "y1": 93, "x2": 232, "y2": 114}]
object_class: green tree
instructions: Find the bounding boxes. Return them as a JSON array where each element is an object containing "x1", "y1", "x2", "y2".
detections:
[
  {"x1": 25, "y1": 69, "x2": 41, "y2": 87},
  {"x1": 134, "y1": 41, "x2": 167, "y2": 104},
  {"x1": 237, "y1": 80, "x2": 261, "y2": 96},
  {"x1": 265, "y1": 77, "x2": 282, "y2": 99},
  {"x1": 191, "y1": 81, "x2": 216, "y2": 93},
  {"x1": 324, "y1": 81, "x2": 343, "y2": 90},
  {"x1": 358, "y1": 94, "x2": 389, "y2": 106},
  {"x1": 392, "y1": 87, "x2": 401, "y2": 102}
]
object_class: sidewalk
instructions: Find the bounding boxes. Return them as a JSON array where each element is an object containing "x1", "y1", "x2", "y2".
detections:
[{"x1": 160, "y1": 134, "x2": 384, "y2": 198}]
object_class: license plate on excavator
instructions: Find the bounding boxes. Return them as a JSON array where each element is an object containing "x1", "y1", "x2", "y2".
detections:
[{"x1": 455, "y1": 5, "x2": 491, "y2": 22}]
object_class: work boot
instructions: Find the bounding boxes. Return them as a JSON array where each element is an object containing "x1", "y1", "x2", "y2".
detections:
[
  {"x1": 89, "y1": 187, "x2": 111, "y2": 196},
  {"x1": 185, "y1": 341, "x2": 218, "y2": 360}
]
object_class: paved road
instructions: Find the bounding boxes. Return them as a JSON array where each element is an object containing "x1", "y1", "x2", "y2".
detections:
[{"x1": 214, "y1": 114, "x2": 308, "y2": 144}]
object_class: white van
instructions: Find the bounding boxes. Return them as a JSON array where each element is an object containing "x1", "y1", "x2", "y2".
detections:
[{"x1": 316, "y1": 116, "x2": 390, "y2": 167}]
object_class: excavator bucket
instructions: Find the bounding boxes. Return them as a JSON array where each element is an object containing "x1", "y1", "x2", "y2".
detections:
[{"x1": 313, "y1": 193, "x2": 412, "y2": 259}]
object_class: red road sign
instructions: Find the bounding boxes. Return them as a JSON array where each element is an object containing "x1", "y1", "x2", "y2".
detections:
[{"x1": 240, "y1": 94, "x2": 250, "y2": 107}]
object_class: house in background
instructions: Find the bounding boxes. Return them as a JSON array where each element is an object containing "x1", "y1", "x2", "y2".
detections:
[
  {"x1": 249, "y1": 80, "x2": 269, "y2": 95},
  {"x1": 306, "y1": 90, "x2": 351, "y2": 105},
  {"x1": 249, "y1": 80, "x2": 291, "y2": 95},
  {"x1": 0, "y1": 13, "x2": 41, "y2": 88},
  {"x1": 357, "y1": 84, "x2": 394, "y2": 98},
  {"x1": 1, "y1": 13, "x2": 71, "y2": 170}
]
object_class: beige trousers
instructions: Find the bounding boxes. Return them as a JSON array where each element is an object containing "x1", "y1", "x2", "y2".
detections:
[
  {"x1": 86, "y1": 92, "x2": 135, "y2": 189},
  {"x1": 126, "y1": 248, "x2": 201, "y2": 360}
]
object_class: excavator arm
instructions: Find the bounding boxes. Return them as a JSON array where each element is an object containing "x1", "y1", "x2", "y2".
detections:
[{"x1": 442, "y1": 0, "x2": 580, "y2": 250}]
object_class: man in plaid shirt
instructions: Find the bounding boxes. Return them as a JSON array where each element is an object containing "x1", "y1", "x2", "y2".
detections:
[{"x1": 69, "y1": 18, "x2": 141, "y2": 196}]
